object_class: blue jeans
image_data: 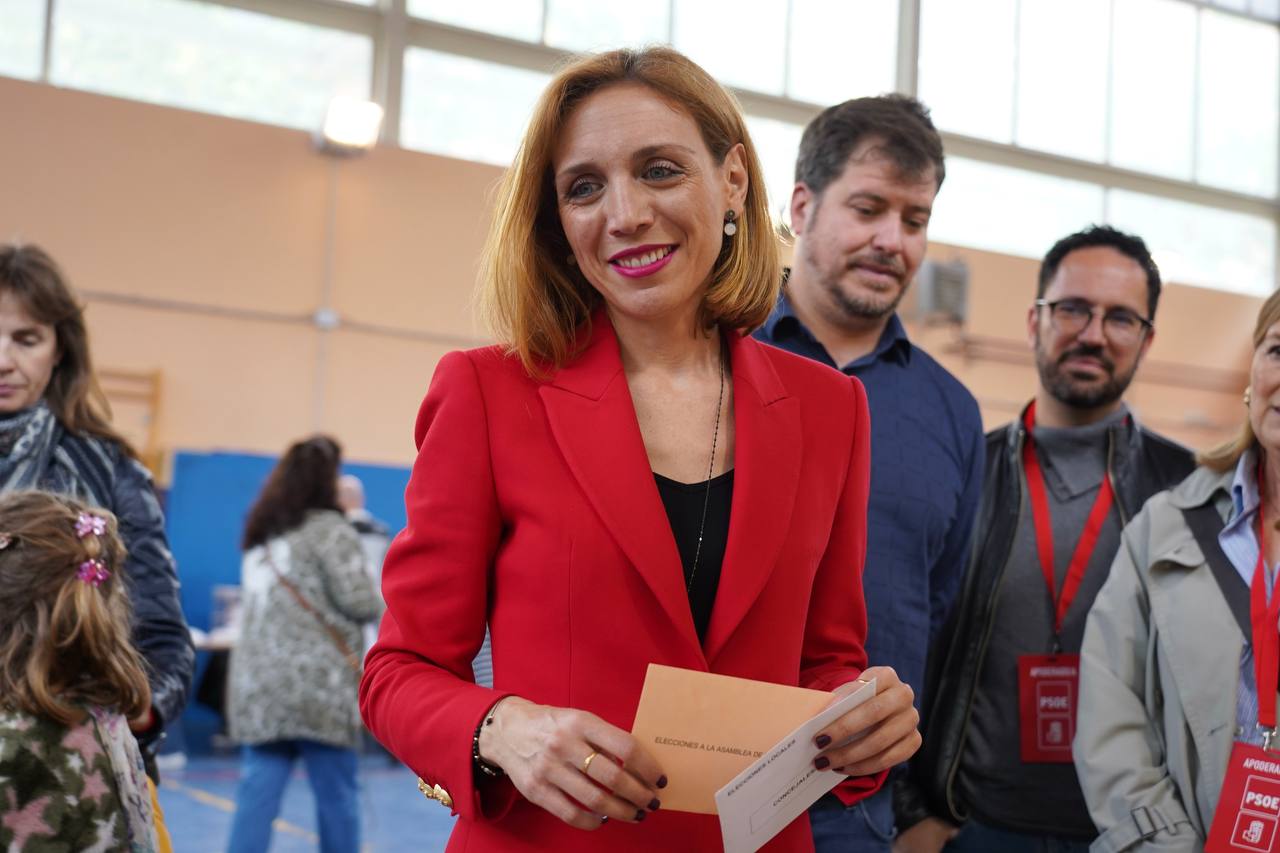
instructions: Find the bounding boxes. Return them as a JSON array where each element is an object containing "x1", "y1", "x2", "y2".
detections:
[
  {"x1": 226, "y1": 739, "x2": 360, "y2": 853},
  {"x1": 945, "y1": 820, "x2": 1091, "y2": 853},
  {"x1": 810, "y1": 786, "x2": 895, "y2": 853}
]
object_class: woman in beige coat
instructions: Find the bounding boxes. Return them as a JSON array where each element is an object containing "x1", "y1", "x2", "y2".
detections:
[{"x1": 1076, "y1": 289, "x2": 1280, "y2": 853}]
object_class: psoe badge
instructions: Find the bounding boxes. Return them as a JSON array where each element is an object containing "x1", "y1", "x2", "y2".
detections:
[
  {"x1": 1017, "y1": 654, "x2": 1079, "y2": 764},
  {"x1": 1207, "y1": 743, "x2": 1280, "y2": 852}
]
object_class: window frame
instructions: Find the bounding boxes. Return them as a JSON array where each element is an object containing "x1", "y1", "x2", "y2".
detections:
[{"x1": 15, "y1": 0, "x2": 1280, "y2": 293}]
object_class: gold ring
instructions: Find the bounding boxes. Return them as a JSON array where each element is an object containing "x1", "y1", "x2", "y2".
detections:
[{"x1": 582, "y1": 751, "x2": 598, "y2": 775}]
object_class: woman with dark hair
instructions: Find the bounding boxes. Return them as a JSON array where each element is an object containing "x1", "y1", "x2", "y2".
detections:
[
  {"x1": 226, "y1": 435, "x2": 381, "y2": 853},
  {"x1": 0, "y1": 243, "x2": 194, "y2": 775}
]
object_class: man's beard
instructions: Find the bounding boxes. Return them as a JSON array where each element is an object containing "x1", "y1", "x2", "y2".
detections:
[
  {"x1": 805, "y1": 245, "x2": 909, "y2": 323},
  {"x1": 1035, "y1": 338, "x2": 1138, "y2": 410}
]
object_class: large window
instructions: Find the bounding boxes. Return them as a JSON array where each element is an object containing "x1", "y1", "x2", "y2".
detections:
[
  {"x1": 1109, "y1": 0, "x2": 1197, "y2": 180},
  {"x1": 1198, "y1": 9, "x2": 1280, "y2": 196},
  {"x1": 4, "y1": 0, "x2": 1276, "y2": 295},
  {"x1": 929, "y1": 158, "x2": 1106, "y2": 261},
  {"x1": 1015, "y1": 0, "x2": 1111, "y2": 163},
  {"x1": 400, "y1": 49, "x2": 548, "y2": 166},
  {"x1": 673, "y1": 0, "x2": 789, "y2": 96},
  {"x1": 408, "y1": 0, "x2": 900, "y2": 105},
  {"x1": 918, "y1": 0, "x2": 1016, "y2": 143},
  {"x1": 0, "y1": 0, "x2": 44, "y2": 80},
  {"x1": 51, "y1": 0, "x2": 370, "y2": 131},
  {"x1": 1212, "y1": 0, "x2": 1279, "y2": 15},
  {"x1": 1109, "y1": 190, "x2": 1277, "y2": 296},
  {"x1": 788, "y1": 0, "x2": 898, "y2": 105},
  {"x1": 931, "y1": 158, "x2": 1278, "y2": 296},
  {"x1": 544, "y1": 0, "x2": 669, "y2": 52},
  {"x1": 745, "y1": 115, "x2": 805, "y2": 221},
  {"x1": 919, "y1": 0, "x2": 1280, "y2": 199},
  {"x1": 409, "y1": 0, "x2": 541, "y2": 43}
]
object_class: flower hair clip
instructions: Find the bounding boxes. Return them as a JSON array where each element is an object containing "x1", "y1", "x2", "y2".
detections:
[
  {"x1": 77, "y1": 559, "x2": 110, "y2": 587},
  {"x1": 75, "y1": 512, "x2": 107, "y2": 538}
]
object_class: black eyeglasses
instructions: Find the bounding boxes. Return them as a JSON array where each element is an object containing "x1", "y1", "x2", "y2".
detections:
[{"x1": 1034, "y1": 298, "x2": 1152, "y2": 345}]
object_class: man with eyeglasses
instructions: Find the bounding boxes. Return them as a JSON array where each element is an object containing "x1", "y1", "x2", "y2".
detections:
[{"x1": 894, "y1": 225, "x2": 1195, "y2": 853}]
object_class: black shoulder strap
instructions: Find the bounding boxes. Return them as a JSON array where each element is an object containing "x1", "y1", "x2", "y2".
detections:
[{"x1": 1181, "y1": 503, "x2": 1250, "y2": 639}]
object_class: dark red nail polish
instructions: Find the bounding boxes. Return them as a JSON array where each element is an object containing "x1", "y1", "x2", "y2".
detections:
[
  {"x1": 648, "y1": 798, "x2": 661, "y2": 811},
  {"x1": 814, "y1": 734, "x2": 831, "y2": 749},
  {"x1": 635, "y1": 809, "x2": 646, "y2": 822},
  {"x1": 815, "y1": 756, "x2": 830, "y2": 770},
  {"x1": 656, "y1": 775, "x2": 668, "y2": 789}
]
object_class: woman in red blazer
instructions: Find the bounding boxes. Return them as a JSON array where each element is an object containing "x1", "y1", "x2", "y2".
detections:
[{"x1": 360, "y1": 46, "x2": 921, "y2": 852}]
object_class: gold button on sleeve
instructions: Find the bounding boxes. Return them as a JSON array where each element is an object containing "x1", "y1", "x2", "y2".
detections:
[{"x1": 433, "y1": 784, "x2": 453, "y2": 809}]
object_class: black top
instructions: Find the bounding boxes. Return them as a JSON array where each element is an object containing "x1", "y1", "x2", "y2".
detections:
[{"x1": 654, "y1": 469, "x2": 734, "y2": 642}]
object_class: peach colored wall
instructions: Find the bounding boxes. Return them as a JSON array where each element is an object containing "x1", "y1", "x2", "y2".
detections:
[
  {"x1": 913, "y1": 244, "x2": 1259, "y2": 449},
  {"x1": 0, "y1": 77, "x2": 489, "y2": 474},
  {"x1": 0, "y1": 76, "x2": 1261, "y2": 477}
]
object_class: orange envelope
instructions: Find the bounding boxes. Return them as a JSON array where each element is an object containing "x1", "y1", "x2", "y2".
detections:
[{"x1": 630, "y1": 663, "x2": 836, "y2": 814}]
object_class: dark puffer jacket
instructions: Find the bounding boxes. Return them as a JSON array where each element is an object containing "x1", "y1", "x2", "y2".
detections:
[{"x1": 35, "y1": 426, "x2": 195, "y2": 748}]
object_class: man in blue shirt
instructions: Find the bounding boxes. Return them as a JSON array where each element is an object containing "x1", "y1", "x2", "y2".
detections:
[{"x1": 754, "y1": 95, "x2": 984, "y2": 853}]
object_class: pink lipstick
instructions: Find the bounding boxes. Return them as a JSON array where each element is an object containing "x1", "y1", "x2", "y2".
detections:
[{"x1": 609, "y1": 244, "x2": 677, "y2": 278}]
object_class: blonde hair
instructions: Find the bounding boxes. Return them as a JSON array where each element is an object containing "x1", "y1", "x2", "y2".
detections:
[
  {"x1": 1198, "y1": 289, "x2": 1280, "y2": 472},
  {"x1": 478, "y1": 46, "x2": 780, "y2": 375},
  {"x1": 0, "y1": 491, "x2": 150, "y2": 725}
]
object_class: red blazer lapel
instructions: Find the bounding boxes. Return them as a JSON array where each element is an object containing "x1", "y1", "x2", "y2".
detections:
[
  {"x1": 537, "y1": 317, "x2": 703, "y2": 652},
  {"x1": 703, "y1": 334, "x2": 802, "y2": 664}
]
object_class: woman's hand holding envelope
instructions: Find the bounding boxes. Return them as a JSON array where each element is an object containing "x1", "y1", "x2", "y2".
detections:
[
  {"x1": 811, "y1": 666, "x2": 922, "y2": 776},
  {"x1": 477, "y1": 696, "x2": 669, "y2": 830}
]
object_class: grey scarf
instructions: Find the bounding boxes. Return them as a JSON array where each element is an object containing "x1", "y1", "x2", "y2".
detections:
[{"x1": 0, "y1": 401, "x2": 60, "y2": 493}]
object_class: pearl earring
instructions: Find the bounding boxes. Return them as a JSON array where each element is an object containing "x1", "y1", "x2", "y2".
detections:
[{"x1": 723, "y1": 210, "x2": 738, "y2": 237}]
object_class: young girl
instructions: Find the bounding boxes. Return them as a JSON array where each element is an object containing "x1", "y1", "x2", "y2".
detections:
[{"x1": 0, "y1": 490, "x2": 158, "y2": 852}]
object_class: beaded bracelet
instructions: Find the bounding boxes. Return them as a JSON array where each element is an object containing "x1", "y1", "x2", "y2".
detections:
[{"x1": 472, "y1": 696, "x2": 513, "y2": 778}]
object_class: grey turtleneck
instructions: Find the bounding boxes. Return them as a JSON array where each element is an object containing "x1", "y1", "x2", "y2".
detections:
[{"x1": 959, "y1": 405, "x2": 1128, "y2": 840}]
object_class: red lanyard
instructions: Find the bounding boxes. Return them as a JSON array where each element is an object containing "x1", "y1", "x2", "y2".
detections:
[
  {"x1": 1021, "y1": 402, "x2": 1115, "y2": 640},
  {"x1": 1253, "y1": 462, "x2": 1280, "y2": 732}
]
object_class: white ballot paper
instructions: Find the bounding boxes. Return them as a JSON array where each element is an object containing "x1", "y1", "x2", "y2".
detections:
[{"x1": 714, "y1": 678, "x2": 877, "y2": 853}]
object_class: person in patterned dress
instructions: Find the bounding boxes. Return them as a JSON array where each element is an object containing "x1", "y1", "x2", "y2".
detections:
[
  {"x1": 226, "y1": 435, "x2": 381, "y2": 853},
  {"x1": 0, "y1": 490, "x2": 158, "y2": 852}
]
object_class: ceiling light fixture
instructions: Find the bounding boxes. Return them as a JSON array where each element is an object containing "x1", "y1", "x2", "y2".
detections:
[{"x1": 316, "y1": 96, "x2": 384, "y2": 155}]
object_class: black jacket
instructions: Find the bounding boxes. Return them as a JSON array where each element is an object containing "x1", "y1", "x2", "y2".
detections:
[
  {"x1": 895, "y1": 404, "x2": 1195, "y2": 831},
  {"x1": 52, "y1": 429, "x2": 196, "y2": 749}
]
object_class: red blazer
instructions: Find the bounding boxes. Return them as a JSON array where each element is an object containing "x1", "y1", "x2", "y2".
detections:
[{"x1": 360, "y1": 316, "x2": 882, "y2": 852}]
